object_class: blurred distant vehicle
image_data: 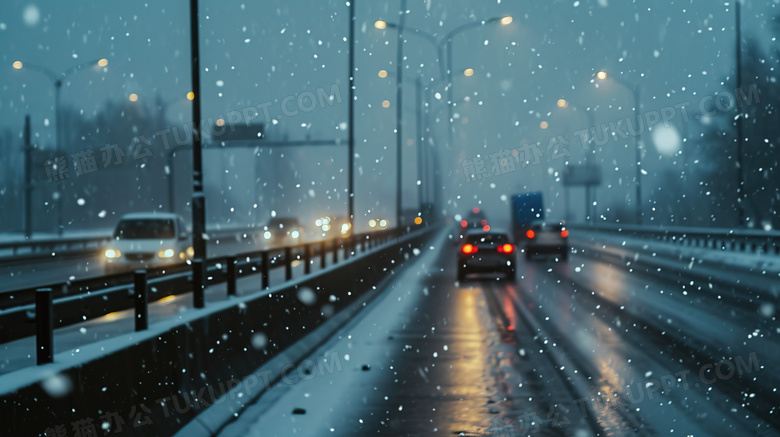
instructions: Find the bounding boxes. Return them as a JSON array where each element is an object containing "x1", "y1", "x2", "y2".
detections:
[
  {"x1": 368, "y1": 218, "x2": 390, "y2": 230},
  {"x1": 263, "y1": 217, "x2": 303, "y2": 246},
  {"x1": 511, "y1": 192, "x2": 544, "y2": 242},
  {"x1": 456, "y1": 207, "x2": 489, "y2": 242},
  {"x1": 523, "y1": 221, "x2": 569, "y2": 260},
  {"x1": 457, "y1": 228, "x2": 516, "y2": 282},
  {"x1": 103, "y1": 212, "x2": 192, "y2": 274},
  {"x1": 316, "y1": 216, "x2": 352, "y2": 238}
]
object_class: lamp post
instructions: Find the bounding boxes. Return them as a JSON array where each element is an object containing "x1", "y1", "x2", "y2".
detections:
[
  {"x1": 124, "y1": 92, "x2": 193, "y2": 213},
  {"x1": 556, "y1": 98, "x2": 597, "y2": 222},
  {"x1": 378, "y1": 70, "x2": 428, "y2": 216},
  {"x1": 374, "y1": 20, "x2": 443, "y2": 223},
  {"x1": 443, "y1": 16, "x2": 513, "y2": 152},
  {"x1": 374, "y1": 15, "x2": 511, "y2": 223},
  {"x1": 188, "y1": 0, "x2": 206, "y2": 307},
  {"x1": 596, "y1": 70, "x2": 642, "y2": 225},
  {"x1": 12, "y1": 58, "x2": 108, "y2": 235}
]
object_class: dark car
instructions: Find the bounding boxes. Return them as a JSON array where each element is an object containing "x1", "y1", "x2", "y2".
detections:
[
  {"x1": 457, "y1": 229, "x2": 516, "y2": 282},
  {"x1": 523, "y1": 221, "x2": 569, "y2": 260}
]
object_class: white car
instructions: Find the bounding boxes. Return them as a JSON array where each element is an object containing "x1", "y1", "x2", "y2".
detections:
[
  {"x1": 262, "y1": 217, "x2": 304, "y2": 247},
  {"x1": 103, "y1": 212, "x2": 193, "y2": 274}
]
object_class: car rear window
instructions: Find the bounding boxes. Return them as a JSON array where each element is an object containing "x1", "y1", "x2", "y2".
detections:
[
  {"x1": 114, "y1": 219, "x2": 176, "y2": 239},
  {"x1": 466, "y1": 233, "x2": 509, "y2": 245},
  {"x1": 531, "y1": 223, "x2": 564, "y2": 231}
]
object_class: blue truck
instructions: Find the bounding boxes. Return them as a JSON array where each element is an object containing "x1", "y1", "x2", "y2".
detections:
[{"x1": 511, "y1": 192, "x2": 544, "y2": 241}]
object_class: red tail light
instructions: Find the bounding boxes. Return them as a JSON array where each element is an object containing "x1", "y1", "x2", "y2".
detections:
[
  {"x1": 461, "y1": 243, "x2": 478, "y2": 254},
  {"x1": 526, "y1": 230, "x2": 535, "y2": 239},
  {"x1": 497, "y1": 244, "x2": 514, "y2": 254},
  {"x1": 482, "y1": 225, "x2": 491, "y2": 231},
  {"x1": 561, "y1": 229, "x2": 569, "y2": 238},
  {"x1": 460, "y1": 220, "x2": 468, "y2": 228}
]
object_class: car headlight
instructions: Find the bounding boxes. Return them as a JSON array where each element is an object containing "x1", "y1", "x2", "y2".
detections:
[
  {"x1": 105, "y1": 249, "x2": 121, "y2": 259},
  {"x1": 263, "y1": 231, "x2": 272, "y2": 240},
  {"x1": 158, "y1": 248, "x2": 175, "y2": 259},
  {"x1": 341, "y1": 223, "x2": 351, "y2": 234},
  {"x1": 291, "y1": 230, "x2": 300, "y2": 239},
  {"x1": 322, "y1": 224, "x2": 331, "y2": 231}
]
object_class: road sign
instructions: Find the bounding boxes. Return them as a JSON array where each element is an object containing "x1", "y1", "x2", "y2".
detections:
[{"x1": 562, "y1": 164, "x2": 601, "y2": 186}]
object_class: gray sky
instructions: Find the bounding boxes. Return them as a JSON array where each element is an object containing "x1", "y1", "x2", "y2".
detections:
[{"x1": 1, "y1": 0, "x2": 776, "y2": 226}]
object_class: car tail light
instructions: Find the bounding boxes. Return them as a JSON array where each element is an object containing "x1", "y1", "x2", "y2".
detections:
[
  {"x1": 482, "y1": 225, "x2": 490, "y2": 231},
  {"x1": 460, "y1": 220, "x2": 468, "y2": 228},
  {"x1": 561, "y1": 229, "x2": 569, "y2": 238},
  {"x1": 497, "y1": 244, "x2": 514, "y2": 254},
  {"x1": 461, "y1": 243, "x2": 478, "y2": 254},
  {"x1": 526, "y1": 230, "x2": 535, "y2": 239}
]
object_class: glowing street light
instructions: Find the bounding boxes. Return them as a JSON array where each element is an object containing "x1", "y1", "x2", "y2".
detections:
[
  {"x1": 596, "y1": 69, "x2": 642, "y2": 224},
  {"x1": 556, "y1": 99, "x2": 568, "y2": 108},
  {"x1": 377, "y1": 69, "x2": 388, "y2": 78},
  {"x1": 128, "y1": 93, "x2": 139, "y2": 102},
  {"x1": 463, "y1": 68, "x2": 474, "y2": 77},
  {"x1": 373, "y1": 14, "x2": 514, "y2": 221},
  {"x1": 12, "y1": 57, "x2": 109, "y2": 235}
]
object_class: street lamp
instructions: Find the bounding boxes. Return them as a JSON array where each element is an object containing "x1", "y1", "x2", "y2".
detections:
[
  {"x1": 556, "y1": 98, "x2": 598, "y2": 222},
  {"x1": 443, "y1": 17, "x2": 513, "y2": 153},
  {"x1": 374, "y1": 16, "x2": 512, "y2": 221},
  {"x1": 596, "y1": 70, "x2": 642, "y2": 224},
  {"x1": 378, "y1": 69, "x2": 428, "y2": 217},
  {"x1": 12, "y1": 58, "x2": 109, "y2": 235}
]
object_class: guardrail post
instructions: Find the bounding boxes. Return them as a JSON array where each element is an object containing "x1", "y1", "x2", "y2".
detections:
[
  {"x1": 332, "y1": 239, "x2": 338, "y2": 264},
  {"x1": 284, "y1": 247, "x2": 293, "y2": 280},
  {"x1": 262, "y1": 251, "x2": 270, "y2": 289},
  {"x1": 193, "y1": 261, "x2": 205, "y2": 309},
  {"x1": 134, "y1": 270, "x2": 148, "y2": 331},
  {"x1": 226, "y1": 256, "x2": 237, "y2": 296},
  {"x1": 320, "y1": 242, "x2": 327, "y2": 269},
  {"x1": 304, "y1": 244, "x2": 311, "y2": 274},
  {"x1": 35, "y1": 288, "x2": 53, "y2": 365}
]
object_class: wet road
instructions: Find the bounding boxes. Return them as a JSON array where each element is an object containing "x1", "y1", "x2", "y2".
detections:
[{"x1": 218, "y1": 233, "x2": 778, "y2": 436}]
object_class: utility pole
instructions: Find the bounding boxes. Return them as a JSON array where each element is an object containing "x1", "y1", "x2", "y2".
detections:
[
  {"x1": 24, "y1": 115, "x2": 33, "y2": 238},
  {"x1": 735, "y1": 0, "x2": 746, "y2": 227},
  {"x1": 395, "y1": 0, "x2": 407, "y2": 228},
  {"x1": 189, "y1": 0, "x2": 206, "y2": 307},
  {"x1": 348, "y1": 0, "x2": 356, "y2": 238}
]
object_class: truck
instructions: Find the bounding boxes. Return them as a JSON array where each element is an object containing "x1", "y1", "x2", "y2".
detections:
[{"x1": 510, "y1": 192, "x2": 544, "y2": 241}]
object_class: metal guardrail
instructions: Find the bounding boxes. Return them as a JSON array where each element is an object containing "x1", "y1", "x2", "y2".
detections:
[
  {"x1": 1, "y1": 224, "x2": 437, "y2": 437},
  {"x1": 0, "y1": 226, "x2": 272, "y2": 264},
  {"x1": 0, "y1": 233, "x2": 112, "y2": 260},
  {"x1": 0, "y1": 226, "x2": 415, "y2": 345},
  {"x1": 569, "y1": 223, "x2": 780, "y2": 255}
]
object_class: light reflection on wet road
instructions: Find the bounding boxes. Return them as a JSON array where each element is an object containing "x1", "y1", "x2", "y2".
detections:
[{"x1": 222, "y1": 239, "x2": 778, "y2": 436}]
